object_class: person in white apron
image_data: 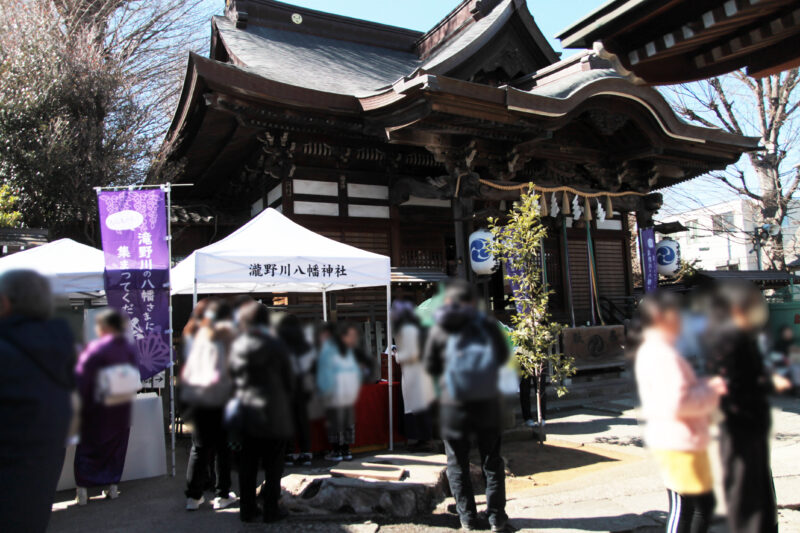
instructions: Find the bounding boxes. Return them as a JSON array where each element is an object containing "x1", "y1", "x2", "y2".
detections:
[{"x1": 392, "y1": 300, "x2": 435, "y2": 450}]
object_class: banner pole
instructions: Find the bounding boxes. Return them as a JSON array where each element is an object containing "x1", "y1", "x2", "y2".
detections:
[
  {"x1": 322, "y1": 290, "x2": 327, "y2": 321},
  {"x1": 386, "y1": 284, "x2": 393, "y2": 451},
  {"x1": 166, "y1": 183, "x2": 176, "y2": 478}
]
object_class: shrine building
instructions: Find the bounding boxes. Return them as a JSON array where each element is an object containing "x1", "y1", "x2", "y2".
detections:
[{"x1": 161, "y1": 0, "x2": 759, "y2": 365}]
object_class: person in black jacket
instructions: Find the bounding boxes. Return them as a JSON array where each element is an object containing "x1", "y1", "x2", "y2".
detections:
[
  {"x1": 0, "y1": 270, "x2": 75, "y2": 533},
  {"x1": 276, "y1": 314, "x2": 315, "y2": 466},
  {"x1": 704, "y1": 282, "x2": 792, "y2": 533},
  {"x1": 424, "y1": 280, "x2": 510, "y2": 532},
  {"x1": 229, "y1": 302, "x2": 294, "y2": 523}
]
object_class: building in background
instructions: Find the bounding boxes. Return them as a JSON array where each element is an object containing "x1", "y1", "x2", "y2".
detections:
[{"x1": 667, "y1": 198, "x2": 800, "y2": 271}]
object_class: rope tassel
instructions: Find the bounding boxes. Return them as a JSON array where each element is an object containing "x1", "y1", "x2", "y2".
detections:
[
  {"x1": 584, "y1": 196, "x2": 592, "y2": 221},
  {"x1": 540, "y1": 193, "x2": 549, "y2": 217},
  {"x1": 606, "y1": 196, "x2": 613, "y2": 217},
  {"x1": 562, "y1": 191, "x2": 570, "y2": 215}
]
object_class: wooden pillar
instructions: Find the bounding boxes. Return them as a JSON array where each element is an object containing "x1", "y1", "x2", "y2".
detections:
[
  {"x1": 452, "y1": 198, "x2": 468, "y2": 279},
  {"x1": 559, "y1": 217, "x2": 577, "y2": 328},
  {"x1": 389, "y1": 205, "x2": 401, "y2": 266}
]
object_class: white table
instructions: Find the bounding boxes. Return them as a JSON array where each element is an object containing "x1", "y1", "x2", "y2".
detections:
[{"x1": 57, "y1": 393, "x2": 167, "y2": 491}]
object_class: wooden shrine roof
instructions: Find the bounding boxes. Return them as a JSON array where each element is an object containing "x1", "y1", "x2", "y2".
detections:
[
  {"x1": 558, "y1": 0, "x2": 800, "y2": 84},
  {"x1": 212, "y1": 15, "x2": 420, "y2": 97},
  {"x1": 160, "y1": 0, "x2": 761, "y2": 204}
]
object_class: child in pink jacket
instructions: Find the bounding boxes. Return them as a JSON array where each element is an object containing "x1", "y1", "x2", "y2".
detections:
[{"x1": 633, "y1": 292, "x2": 727, "y2": 533}]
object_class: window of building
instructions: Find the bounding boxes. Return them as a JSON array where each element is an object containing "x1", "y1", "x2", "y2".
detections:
[
  {"x1": 686, "y1": 219, "x2": 700, "y2": 239},
  {"x1": 712, "y1": 212, "x2": 735, "y2": 235}
]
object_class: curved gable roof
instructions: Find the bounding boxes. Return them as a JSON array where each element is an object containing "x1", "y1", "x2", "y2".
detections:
[{"x1": 214, "y1": 16, "x2": 420, "y2": 97}]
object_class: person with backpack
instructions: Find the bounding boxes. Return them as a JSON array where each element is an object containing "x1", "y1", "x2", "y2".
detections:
[
  {"x1": 317, "y1": 322, "x2": 363, "y2": 462},
  {"x1": 424, "y1": 280, "x2": 510, "y2": 532},
  {"x1": 74, "y1": 309, "x2": 140, "y2": 505},
  {"x1": 391, "y1": 299, "x2": 435, "y2": 451},
  {"x1": 180, "y1": 299, "x2": 237, "y2": 511},
  {"x1": 228, "y1": 302, "x2": 294, "y2": 523}
]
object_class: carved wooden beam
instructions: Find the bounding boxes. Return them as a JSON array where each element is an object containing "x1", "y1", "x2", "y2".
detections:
[{"x1": 391, "y1": 175, "x2": 663, "y2": 217}]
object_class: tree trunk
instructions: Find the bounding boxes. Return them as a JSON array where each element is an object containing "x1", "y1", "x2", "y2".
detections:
[{"x1": 753, "y1": 158, "x2": 786, "y2": 270}]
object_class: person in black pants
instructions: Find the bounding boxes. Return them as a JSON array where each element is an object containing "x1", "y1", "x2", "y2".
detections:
[
  {"x1": 704, "y1": 282, "x2": 793, "y2": 533},
  {"x1": 182, "y1": 299, "x2": 236, "y2": 511},
  {"x1": 229, "y1": 302, "x2": 294, "y2": 523},
  {"x1": 277, "y1": 314, "x2": 315, "y2": 466},
  {"x1": 424, "y1": 280, "x2": 511, "y2": 533},
  {"x1": 185, "y1": 408, "x2": 232, "y2": 504}
]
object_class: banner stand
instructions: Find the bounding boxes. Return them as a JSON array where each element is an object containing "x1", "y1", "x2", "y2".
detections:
[
  {"x1": 165, "y1": 183, "x2": 176, "y2": 477},
  {"x1": 96, "y1": 182, "x2": 191, "y2": 478}
]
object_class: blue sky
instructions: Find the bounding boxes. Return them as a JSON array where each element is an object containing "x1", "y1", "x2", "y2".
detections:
[{"x1": 206, "y1": 0, "x2": 607, "y2": 53}]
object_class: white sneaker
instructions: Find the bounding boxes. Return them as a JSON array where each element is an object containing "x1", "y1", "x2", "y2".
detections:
[
  {"x1": 102, "y1": 484, "x2": 119, "y2": 500},
  {"x1": 524, "y1": 419, "x2": 536, "y2": 428},
  {"x1": 324, "y1": 451, "x2": 343, "y2": 462},
  {"x1": 540, "y1": 420, "x2": 546, "y2": 428},
  {"x1": 185, "y1": 496, "x2": 204, "y2": 511},
  {"x1": 76, "y1": 487, "x2": 88, "y2": 506},
  {"x1": 212, "y1": 492, "x2": 237, "y2": 510}
]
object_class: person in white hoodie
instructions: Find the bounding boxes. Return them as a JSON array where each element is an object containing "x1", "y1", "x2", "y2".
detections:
[
  {"x1": 632, "y1": 291, "x2": 727, "y2": 533},
  {"x1": 391, "y1": 300, "x2": 436, "y2": 451}
]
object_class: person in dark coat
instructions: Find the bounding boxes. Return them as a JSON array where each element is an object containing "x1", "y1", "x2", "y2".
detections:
[
  {"x1": 229, "y1": 302, "x2": 294, "y2": 523},
  {"x1": 704, "y1": 282, "x2": 793, "y2": 533},
  {"x1": 277, "y1": 314, "x2": 315, "y2": 466},
  {"x1": 424, "y1": 280, "x2": 510, "y2": 532},
  {"x1": 74, "y1": 308, "x2": 139, "y2": 504},
  {"x1": 0, "y1": 270, "x2": 75, "y2": 533}
]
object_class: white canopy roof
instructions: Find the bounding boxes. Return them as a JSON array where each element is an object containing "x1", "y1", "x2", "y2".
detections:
[
  {"x1": 171, "y1": 208, "x2": 391, "y2": 295},
  {"x1": 0, "y1": 238, "x2": 105, "y2": 294}
]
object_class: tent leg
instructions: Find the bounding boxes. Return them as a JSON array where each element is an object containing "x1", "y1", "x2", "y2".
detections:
[
  {"x1": 386, "y1": 284, "x2": 393, "y2": 451},
  {"x1": 192, "y1": 279, "x2": 198, "y2": 307},
  {"x1": 322, "y1": 290, "x2": 328, "y2": 322}
]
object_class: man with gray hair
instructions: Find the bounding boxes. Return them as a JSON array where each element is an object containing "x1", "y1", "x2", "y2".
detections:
[{"x1": 0, "y1": 269, "x2": 75, "y2": 533}]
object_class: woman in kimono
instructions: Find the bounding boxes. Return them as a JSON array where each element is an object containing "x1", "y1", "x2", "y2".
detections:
[{"x1": 74, "y1": 309, "x2": 139, "y2": 505}]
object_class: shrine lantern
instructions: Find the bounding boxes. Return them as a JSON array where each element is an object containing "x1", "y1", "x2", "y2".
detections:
[
  {"x1": 469, "y1": 229, "x2": 496, "y2": 275},
  {"x1": 656, "y1": 238, "x2": 681, "y2": 277}
]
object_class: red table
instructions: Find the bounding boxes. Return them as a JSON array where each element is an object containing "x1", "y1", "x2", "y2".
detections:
[{"x1": 302, "y1": 382, "x2": 404, "y2": 453}]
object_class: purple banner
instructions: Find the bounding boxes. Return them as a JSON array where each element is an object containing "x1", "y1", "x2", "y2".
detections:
[
  {"x1": 640, "y1": 227, "x2": 658, "y2": 293},
  {"x1": 98, "y1": 190, "x2": 171, "y2": 379}
]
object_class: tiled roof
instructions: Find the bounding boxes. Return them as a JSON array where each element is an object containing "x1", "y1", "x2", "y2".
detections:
[{"x1": 215, "y1": 16, "x2": 420, "y2": 97}]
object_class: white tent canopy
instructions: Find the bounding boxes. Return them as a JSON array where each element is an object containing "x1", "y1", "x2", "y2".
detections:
[
  {"x1": 170, "y1": 208, "x2": 396, "y2": 448},
  {"x1": 0, "y1": 238, "x2": 104, "y2": 294},
  {"x1": 171, "y1": 208, "x2": 391, "y2": 295}
]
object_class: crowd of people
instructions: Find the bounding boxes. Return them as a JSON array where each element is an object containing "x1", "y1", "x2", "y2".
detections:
[
  {"x1": 632, "y1": 282, "x2": 794, "y2": 533},
  {"x1": 178, "y1": 295, "x2": 378, "y2": 522},
  {"x1": 0, "y1": 266, "x2": 797, "y2": 533}
]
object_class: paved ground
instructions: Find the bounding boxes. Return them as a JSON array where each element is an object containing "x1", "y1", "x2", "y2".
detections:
[{"x1": 48, "y1": 394, "x2": 800, "y2": 532}]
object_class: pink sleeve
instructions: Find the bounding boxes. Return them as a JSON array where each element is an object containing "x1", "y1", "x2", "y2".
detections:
[{"x1": 667, "y1": 356, "x2": 719, "y2": 417}]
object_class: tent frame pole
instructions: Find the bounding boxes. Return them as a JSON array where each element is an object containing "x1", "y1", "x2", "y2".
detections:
[
  {"x1": 166, "y1": 183, "x2": 176, "y2": 478},
  {"x1": 386, "y1": 284, "x2": 393, "y2": 451},
  {"x1": 322, "y1": 290, "x2": 328, "y2": 321}
]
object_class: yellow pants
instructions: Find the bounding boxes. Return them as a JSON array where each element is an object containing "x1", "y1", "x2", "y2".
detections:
[{"x1": 650, "y1": 449, "x2": 713, "y2": 495}]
